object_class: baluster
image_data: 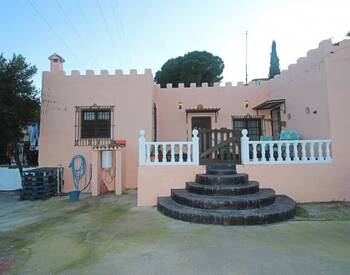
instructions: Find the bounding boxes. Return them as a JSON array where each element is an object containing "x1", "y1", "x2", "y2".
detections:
[
  {"x1": 317, "y1": 142, "x2": 323, "y2": 161},
  {"x1": 301, "y1": 142, "x2": 307, "y2": 161},
  {"x1": 162, "y1": 144, "x2": 166, "y2": 163},
  {"x1": 277, "y1": 143, "x2": 283, "y2": 162},
  {"x1": 146, "y1": 144, "x2": 150, "y2": 163},
  {"x1": 309, "y1": 142, "x2": 315, "y2": 161},
  {"x1": 285, "y1": 142, "x2": 291, "y2": 162},
  {"x1": 261, "y1": 142, "x2": 266, "y2": 162},
  {"x1": 269, "y1": 142, "x2": 274, "y2": 162},
  {"x1": 293, "y1": 142, "x2": 299, "y2": 162},
  {"x1": 187, "y1": 143, "x2": 192, "y2": 162},
  {"x1": 154, "y1": 144, "x2": 159, "y2": 163},
  {"x1": 171, "y1": 144, "x2": 175, "y2": 163},
  {"x1": 252, "y1": 143, "x2": 258, "y2": 163},
  {"x1": 325, "y1": 141, "x2": 331, "y2": 161},
  {"x1": 183, "y1": 143, "x2": 187, "y2": 162},
  {"x1": 179, "y1": 143, "x2": 183, "y2": 163}
]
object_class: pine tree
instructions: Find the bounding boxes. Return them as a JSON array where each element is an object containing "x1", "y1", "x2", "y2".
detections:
[
  {"x1": 269, "y1": 40, "x2": 280, "y2": 79},
  {"x1": 155, "y1": 51, "x2": 224, "y2": 88}
]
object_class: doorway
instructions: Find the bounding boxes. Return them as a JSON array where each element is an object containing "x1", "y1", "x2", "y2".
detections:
[
  {"x1": 191, "y1": 116, "x2": 212, "y2": 131},
  {"x1": 271, "y1": 108, "x2": 281, "y2": 140}
]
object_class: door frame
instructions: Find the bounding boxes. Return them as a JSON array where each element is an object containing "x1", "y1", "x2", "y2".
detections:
[
  {"x1": 187, "y1": 113, "x2": 215, "y2": 140},
  {"x1": 271, "y1": 107, "x2": 281, "y2": 140}
]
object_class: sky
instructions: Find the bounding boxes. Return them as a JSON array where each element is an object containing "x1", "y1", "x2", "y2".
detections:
[{"x1": 1, "y1": 0, "x2": 349, "y2": 89}]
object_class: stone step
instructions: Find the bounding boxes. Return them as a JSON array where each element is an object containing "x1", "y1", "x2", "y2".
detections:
[
  {"x1": 171, "y1": 188, "x2": 275, "y2": 210},
  {"x1": 157, "y1": 195, "x2": 296, "y2": 225},
  {"x1": 186, "y1": 181, "x2": 260, "y2": 196},
  {"x1": 206, "y1": 163, "x2": 236, "y2": 170},
  {"x1": 206, "y1": 169, "x2": 237, "y2": 175},
  {"x1": 196, "y1": 173, "x2": 249, "y2": 185}
]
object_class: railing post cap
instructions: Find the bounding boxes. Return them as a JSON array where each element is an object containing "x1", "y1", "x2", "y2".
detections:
[
  {"x1": 192, "y1": 129, "x2": 199, "y2": 136},
  {"x1": 139, "y1": 129, "x2": 145, "y2": 136},
  {"x1": 241, "y1": 129, "x2": 248, "y2": 136}
]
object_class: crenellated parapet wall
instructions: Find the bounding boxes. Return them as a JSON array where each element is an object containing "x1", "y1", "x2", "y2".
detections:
[
  {"x1": 269, "y1": 39, "x2": 338, "y2": 83},
  {"x1": 156, "y1": 39, "x2": 347, "y2": 91},
  {"x1": 44, "y1": 68, "x2": 153, "y2": 78},
  {"x1": 156, "y1": 79, "x2": 267, "y2": 90},
  {"x1": 266, "y1": 39, "x2": 350, "y2": 141}
]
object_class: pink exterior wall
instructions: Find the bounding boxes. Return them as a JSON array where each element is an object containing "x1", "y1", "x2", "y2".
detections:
[
  {"x1": 237, "y1": 39, "x2": 350, "y2": 202},
  {"x1": 40, "y1": 38, "x2": 350, "y2": 203},
  {"x1": 39, "y1": 68, "x2": 154, "y2": 191},
  {"x1": 154, "y1": 39, "x2": 338, "y2": 141},
  {"x1": 238, "y1": 164, "x2": 341, "y2": 202},
  {"x1": 155, "y1": 82, "x2": 270, "y2": 141},
  {"x1": 324, "y1": 39, "x2": 350, "y2": 201},
  {"x1": 137, "y1": 165, "x2": 206, "y2": 206},
  {"x1": 268, "y1": 39, "x2": 334, "y2": 139},
  {"x1": 137, "y1": 39, "x2": 350, "y2": 206}
]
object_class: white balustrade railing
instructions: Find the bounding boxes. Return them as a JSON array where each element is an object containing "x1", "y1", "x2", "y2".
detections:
[
  {"x1": 139, "y1": 129, "x2": 199, "y2": 165},
  {"x1": 240, "y1": 129, "x2": 332, "y2": 164}
]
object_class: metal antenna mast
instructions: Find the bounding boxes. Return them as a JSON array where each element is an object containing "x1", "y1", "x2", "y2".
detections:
[{"x1": 245, "y1": 30, "x2": 248, "y2": 85}]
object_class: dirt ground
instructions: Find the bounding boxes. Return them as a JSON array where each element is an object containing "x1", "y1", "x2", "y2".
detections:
[{"x1": 0, "y1": 191, "x2": 350, "y2": 275}]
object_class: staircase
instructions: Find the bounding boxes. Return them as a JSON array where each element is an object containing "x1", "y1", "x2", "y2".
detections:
[{"x1": 157, "y1": 163, "x2": 296, "y2": 225}]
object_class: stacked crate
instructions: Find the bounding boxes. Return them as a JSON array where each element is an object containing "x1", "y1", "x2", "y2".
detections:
[{"x1": 21, "y1": 168, "x2": 58, "y2": 200}]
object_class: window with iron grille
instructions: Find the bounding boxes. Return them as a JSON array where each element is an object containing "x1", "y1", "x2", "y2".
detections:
[
  {"x1": 75, "y1": 105, "x2": 114, "y2": 146},
  {"x1": 232, "y1": 116, "x2": 262, "y2": 141}
]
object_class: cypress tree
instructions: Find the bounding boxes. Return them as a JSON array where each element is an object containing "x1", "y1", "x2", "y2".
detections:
[{"x1": 269, "y1": 40, "x2": 280, "y2": 79}]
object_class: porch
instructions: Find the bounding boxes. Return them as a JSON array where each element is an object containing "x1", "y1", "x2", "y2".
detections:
[{"x1": 137, "y1": 128, "x2": 336, "y2": 207}]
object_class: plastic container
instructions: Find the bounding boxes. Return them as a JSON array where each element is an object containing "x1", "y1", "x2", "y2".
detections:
[
  {"x1": 69, "y1": 190, "x2": 80, "y2": 201},
  {"x1": 102, "y1": 150, "x2": 112, "y2": 170}
]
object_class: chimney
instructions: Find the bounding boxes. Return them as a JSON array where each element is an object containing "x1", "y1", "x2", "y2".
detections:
[{"x1": 48, "y1": 53, "x2": 65, "y2": 73}]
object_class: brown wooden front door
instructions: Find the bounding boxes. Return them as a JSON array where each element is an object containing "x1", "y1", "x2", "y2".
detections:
[{"x1": 191, "y1": 116, "x2": 212, "y2": 131}]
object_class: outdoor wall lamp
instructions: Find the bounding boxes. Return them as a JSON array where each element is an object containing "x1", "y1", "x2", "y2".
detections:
[
  {"x1": 178, "y1": 101, "x2": 183, "y2": 110},
  {"x1": 245, "y1": 100, "x2": 249, "y2": 108}
]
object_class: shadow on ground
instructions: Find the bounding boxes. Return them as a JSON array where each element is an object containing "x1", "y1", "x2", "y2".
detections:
[{"x1": 1, "y1": 191, "x2": 350, "y2": 275}]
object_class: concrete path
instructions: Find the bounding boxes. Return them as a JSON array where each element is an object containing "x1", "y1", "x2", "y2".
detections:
[{"x1": 0, "y1": 191, "x2": 349, "y2": 275}]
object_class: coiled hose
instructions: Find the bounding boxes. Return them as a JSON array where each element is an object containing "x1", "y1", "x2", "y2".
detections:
[{"x1": 69, "y1": 155, "x2": 92, "y2": 192}]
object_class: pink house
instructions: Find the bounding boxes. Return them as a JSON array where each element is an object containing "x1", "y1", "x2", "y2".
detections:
[{"x1": 39, "y1": 38, "x2": 350, "y2": 217}]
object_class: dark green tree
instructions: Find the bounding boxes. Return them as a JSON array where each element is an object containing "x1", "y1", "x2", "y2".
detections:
[
  {"x1": 268, "y1": 40, "x2": 280, "y2": 79},
  {"x1": 155, "y1": 51, "x2": 224, "y2": 87},
  {"x1": 0, "y1": 54, "x2": 40, "y2": 178}
]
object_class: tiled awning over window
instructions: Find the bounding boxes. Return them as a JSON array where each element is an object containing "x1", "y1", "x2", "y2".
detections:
[{"x1": 252, "y1": 99, "x2": 285, "y2": 110}]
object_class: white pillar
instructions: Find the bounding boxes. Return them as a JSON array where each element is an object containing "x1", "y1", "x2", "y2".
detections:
[
  {"x1": 192, "y1": 129, "x2": 199, "y2": 165},
  {"x1": 240, "y1": 129, "x2": 249, "y2": 164}
]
